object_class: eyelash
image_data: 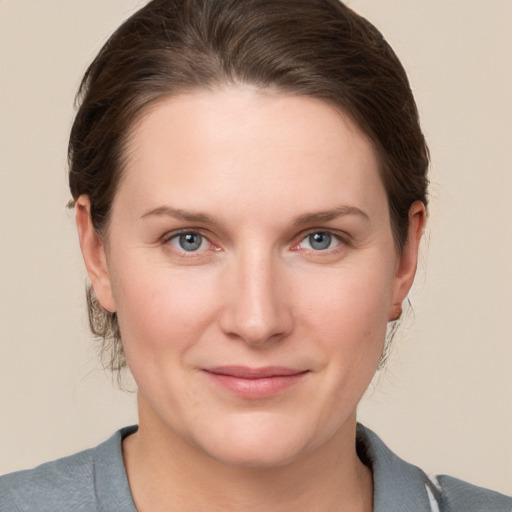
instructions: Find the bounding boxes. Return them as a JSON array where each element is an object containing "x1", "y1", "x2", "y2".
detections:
[
  {"x1": 161, "y1": 230, "x2": 219, "y2": 257},
  {"x1": 161, "y1": 229, "x2": 350, "y2": 257},
  {"x1": 291, "y1": 230, "x2": 348, "y2": 254}
]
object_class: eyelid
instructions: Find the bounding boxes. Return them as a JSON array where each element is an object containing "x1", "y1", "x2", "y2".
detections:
[
  {"x1": 161, "y1": 229, "x2": 220, "y2": 253},
  {"x1": 159, "y1": 227, "x2": 350, "y2": 254},
  {"x1": 162, "y1": 228, "x2": 192, "y2": 243},
  {"x1": 297, "y1": 228, "x2": 350, "y2": 242},
  {"x1": 291, "y1": 229, "x2": 351, "y2": 252}
]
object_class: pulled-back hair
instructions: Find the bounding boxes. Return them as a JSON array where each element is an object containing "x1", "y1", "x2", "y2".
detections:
[{"x1": 69, "y1": 0, "x2": 429, "y2": 372}]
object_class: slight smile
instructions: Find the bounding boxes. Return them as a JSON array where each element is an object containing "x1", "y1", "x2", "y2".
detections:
[{"x1": 202, "y1": 366, "x2": 311, "y2": 399}]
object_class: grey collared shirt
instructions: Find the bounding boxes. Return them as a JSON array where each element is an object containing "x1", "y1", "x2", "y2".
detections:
[{"x1": 1, "y1": 424, "x2": 511, "y2": 511}]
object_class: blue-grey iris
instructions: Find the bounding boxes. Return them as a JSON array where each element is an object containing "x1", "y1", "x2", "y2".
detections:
[
  {"x1": 179, "y1": 233, "x2": 203, "y2": 251},
  {"x1": 309, "y1": 232, "x2": 331, "y2": 250}
]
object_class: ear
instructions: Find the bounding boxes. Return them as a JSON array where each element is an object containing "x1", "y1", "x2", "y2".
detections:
[
  {"x1": 388, "y1": 201, "x2": 426, "y2": 321},
  {"x1": 75, "y1": 195, "x2": 116, "y2": 313}
]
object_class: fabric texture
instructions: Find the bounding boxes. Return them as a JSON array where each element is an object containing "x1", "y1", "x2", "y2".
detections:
[{"x1": 1, "y1": 424, "x2": 510, "y2": 512}]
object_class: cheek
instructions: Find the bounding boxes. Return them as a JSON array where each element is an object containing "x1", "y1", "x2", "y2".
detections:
[
  {"x1": 301, "y1": 263, "x2": 393, "y2": 334},
  {"x1": 297, "y1": 260, "x2": 393, "y2": 378},
  {"x1": 110, "y1": 260, "x2": 220, "y2": 357}
]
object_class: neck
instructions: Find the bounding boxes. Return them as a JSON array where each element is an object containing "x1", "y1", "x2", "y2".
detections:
[{"x1": 123, "y1": 395, "x2": 373, "y2": 512}]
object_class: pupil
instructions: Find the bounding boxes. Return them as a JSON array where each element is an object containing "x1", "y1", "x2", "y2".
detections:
[
  {"x1": 309, "y1": 232, "x2": 331, "y2": 250},
  {"x1": 179, "y1": 233, "x2": 202, "y2": 251}
]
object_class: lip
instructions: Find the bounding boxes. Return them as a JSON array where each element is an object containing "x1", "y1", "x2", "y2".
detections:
[{"x1": 203, "y1": 366, "x2": 309, "y2": 399}]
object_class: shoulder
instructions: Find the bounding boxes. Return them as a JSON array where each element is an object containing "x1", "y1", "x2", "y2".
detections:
[
  {"x1": 357, "y1": 424, "x2": 512, "y2": 512},
  {"x1": 0, "y1": 446, "x2": 96, "y2": 512},
  {"x1": 435, "y1": 474, "x2": 512, "y2": 512},
  {"x1": 0, "y1": 427, "x2": 138, "y2": 512}
]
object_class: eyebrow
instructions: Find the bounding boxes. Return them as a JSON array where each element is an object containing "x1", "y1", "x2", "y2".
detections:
[
  {"x1": 293, "y1": 206, "x2": 370, "y2": 226},
  {"x1": 140, "y1": 204, "x2": 369, "y2": 226},
  {"x1": 140, "y1": 206, "x2": 217, "y2": 225}
]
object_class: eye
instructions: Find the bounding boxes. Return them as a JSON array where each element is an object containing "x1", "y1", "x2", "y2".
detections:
[
  {"x1": 168, "y1": 232, "x2": 207, "y2": 252},
  {"x1": 299, "y1": 232, "x2": 340, "y2": 251}
]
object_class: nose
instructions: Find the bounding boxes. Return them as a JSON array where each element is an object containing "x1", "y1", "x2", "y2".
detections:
[{"x1": 218, "y1": 250, "x2": 293, "y2": 346}]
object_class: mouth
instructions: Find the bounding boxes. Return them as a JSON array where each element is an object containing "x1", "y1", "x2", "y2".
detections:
[{"x1": 202, "y1": 366, "x2": 310, "y2": 399}]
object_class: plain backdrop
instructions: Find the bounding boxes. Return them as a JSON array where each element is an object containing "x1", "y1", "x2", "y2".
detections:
[{"x1": 1, "y1": 0, "x2": 511, "y2": 495}]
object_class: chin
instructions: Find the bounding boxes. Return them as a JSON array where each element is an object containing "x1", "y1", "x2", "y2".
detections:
[
  {"x1": 206, "y1": 439, "x2": 306, "y2": 469},
  {"x1": 192, "y1": 411, "x2": 319, "y2": 469}
]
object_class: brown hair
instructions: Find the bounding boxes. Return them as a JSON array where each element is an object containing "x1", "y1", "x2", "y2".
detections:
[{"x1": 69, "y1": 0, "x2": 429, "y2": 372}]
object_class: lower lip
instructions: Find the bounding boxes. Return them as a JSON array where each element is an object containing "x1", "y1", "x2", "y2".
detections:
[{"x1": 204, "y1": 371, "x2": 309, "y2": 399}]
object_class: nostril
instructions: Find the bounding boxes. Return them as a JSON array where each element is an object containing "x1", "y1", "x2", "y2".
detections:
[
  {"x1": 218, "y1": 293, "x2": 293, "y2": 346},
  {"x1": 221, "y1": 316, "x2": 289, "y2": 347}
]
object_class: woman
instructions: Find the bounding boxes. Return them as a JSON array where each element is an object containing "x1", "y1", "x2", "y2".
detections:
[{"x1": 1, "y1": 1, "x2": 510, "y2": 510}]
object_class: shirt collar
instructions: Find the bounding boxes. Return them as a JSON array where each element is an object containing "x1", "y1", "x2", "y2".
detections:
[
  {"x1": 93, "y1": 425, "x2": 138, "y2": 512},
  {"x1": 93, "y1": 424, "x2": 440, "y2": 512},
  {"x1": 357, "y1": 424, "x2": 441, "y2": 512}
]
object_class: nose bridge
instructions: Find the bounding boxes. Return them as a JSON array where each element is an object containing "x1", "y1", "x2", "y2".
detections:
[{"x1": 220, "y1": 244, "x2": 291, "y2": 345}]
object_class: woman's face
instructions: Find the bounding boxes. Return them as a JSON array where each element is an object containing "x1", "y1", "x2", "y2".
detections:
[{"x1": 78, "y1": 87, "x2": 423, "y2": 467}]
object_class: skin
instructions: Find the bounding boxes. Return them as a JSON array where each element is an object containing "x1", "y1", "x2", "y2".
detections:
[{"x1": 76, "y1": 87, "x2": 424, "y2": 512}]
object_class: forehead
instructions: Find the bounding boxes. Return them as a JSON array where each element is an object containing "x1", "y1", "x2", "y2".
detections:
[{"x1": 116, "y1": 87, "x2": 386, "y2": 222}]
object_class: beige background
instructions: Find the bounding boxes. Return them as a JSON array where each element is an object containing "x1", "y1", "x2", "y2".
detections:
[{"x1": 1, "y1": 0, "x2": 511, "y2": 495}]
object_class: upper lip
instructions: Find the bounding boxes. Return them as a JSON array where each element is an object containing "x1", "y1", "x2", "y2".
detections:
[{"x1": 204, "y1": 366, "x2": 308, "y2": 379}]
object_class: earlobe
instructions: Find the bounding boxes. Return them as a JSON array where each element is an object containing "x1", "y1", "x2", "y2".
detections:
[
  {"x1": 388, "y1": 302, "x2": 403, "y2": 322},
  {"x1": 75, "y1": 195, "x2": 116, "y2": 313},
  {"x1": 388, "y1": 201, "x2": 425, "y2": 322}
]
